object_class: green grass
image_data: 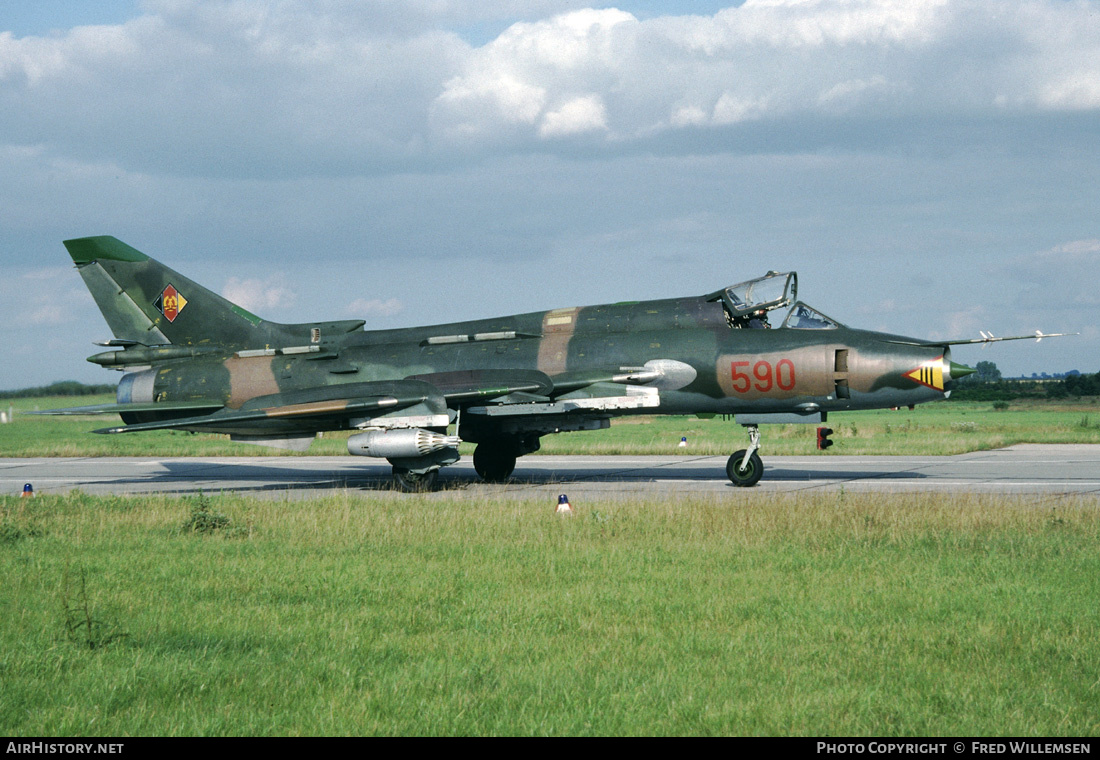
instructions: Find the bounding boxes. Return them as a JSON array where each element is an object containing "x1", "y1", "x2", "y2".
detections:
[
  {"x1": 541, "y1": 400, "x2": 1100, "y2": 456},
  {"x1": 2, "y1": 490, "x2": 1099, "y2": 735},
  {"x1": 3, "y1": 395, "x2": 1100, "y2": 457}
]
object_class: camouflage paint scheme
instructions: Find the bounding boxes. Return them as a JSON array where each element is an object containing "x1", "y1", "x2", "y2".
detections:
[{"x1": 49, "y1": 236, "x2": 983, "y2": 488}]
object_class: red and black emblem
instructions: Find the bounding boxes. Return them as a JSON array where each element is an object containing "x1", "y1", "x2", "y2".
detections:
[{"x1": 153, "y1": 284, "x2": 188, "y2": 323}]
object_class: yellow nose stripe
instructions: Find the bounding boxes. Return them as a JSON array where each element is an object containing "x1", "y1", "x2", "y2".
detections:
[{"x1": 904, "y1": 357, "x2": 945, "y2": 391}]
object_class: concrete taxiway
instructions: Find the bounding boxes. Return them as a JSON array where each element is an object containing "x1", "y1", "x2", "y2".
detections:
[{"x1": 2, "y1": 444, "x2": 1098, "y2": 499}]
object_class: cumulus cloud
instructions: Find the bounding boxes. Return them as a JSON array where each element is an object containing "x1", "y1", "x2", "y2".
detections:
[
  {"x1": 539, "y1": 94, "x2": 608, "y2": 136},
  {"x1": 1, "y1": 0, "x2": 1097, "y2": 179},
  {"x1": 21, "y1": 266, "x2": 73, "y2": 282},
  {"x1": 3, "y1": 2, "x2": 1097, "y2": 388},
  {"x1": 0, "y1": 269, "x2": 91, "y2": 329},
  {"x1": 0, "y1": 274, "x2": 93, "y2": 329},
  {"x1": 942, "y1": 305, "x2": 988, "y2": 341},
  {"x1": 0, "y1": 0, "x2": 471, "y2": 176},
  {"x1": 222, "y1": 275, "x2": 296, "y2": 314},
  {"x1": 1012, "y1": 238, "x2": 1100, "y2": 275},
  {"x1": 21, "y1": 289, "x2": 91, "y2": 327},
  {"x1": 432, "y1": 0, "x2": 1100, "y2": 145},
  {"x1": 1007, "y1": 239, "x2": 1100, "y2": 309},
  {"x1": 344, "y1": 297, "x2": 404, "y2": 318},
  {"x1": 1035, "y1": 238, "x2": 1100, "y2": 263}
]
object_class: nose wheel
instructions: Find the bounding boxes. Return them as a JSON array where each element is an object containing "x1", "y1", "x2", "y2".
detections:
[{"x1": 727, "y1": 425, "x2": 764, "y2": 487}]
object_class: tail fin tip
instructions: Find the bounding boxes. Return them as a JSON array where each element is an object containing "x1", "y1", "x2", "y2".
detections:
[{"x1": 63, "y1": 236, "x2": 149, "y2": 265}]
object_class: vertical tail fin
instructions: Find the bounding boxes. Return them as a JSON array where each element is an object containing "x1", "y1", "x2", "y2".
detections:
[{"x1": 65, "y1": 236, "x2": 271, "y2": 347}]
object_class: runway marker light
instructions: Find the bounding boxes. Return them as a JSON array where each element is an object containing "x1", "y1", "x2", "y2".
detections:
[
  {"x1": 556, "y1": 494, "x2": 574, "y2": 516},
  {"x1": 817, "y1": 427, "x2": 834, "y2": 451},
  {"x1": 678, "y1": 436, "x2": 687, "y2": 448},
  {"x1": 21, "y1": 483, "x2": 34, "y2": 498}
]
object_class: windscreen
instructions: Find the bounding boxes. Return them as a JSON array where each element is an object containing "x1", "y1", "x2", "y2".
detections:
[{"x1": 782, "y1": 303, "x2": 841, "y2": 329}]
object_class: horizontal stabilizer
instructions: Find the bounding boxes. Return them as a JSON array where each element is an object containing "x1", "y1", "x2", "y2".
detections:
[
  {"x1": 93, "y1": 393, "x2": 430, "y2": 434},
  {"x1": 91, "y1": 379, "x2": 443, "y2": 435},
  {"x1": 30, "y1": 400, "x2": 223, "y2": 417}
]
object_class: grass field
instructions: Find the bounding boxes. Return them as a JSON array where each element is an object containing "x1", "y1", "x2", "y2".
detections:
[
  {"x1": 4, "y1": 395, "x2": 1100, "y2": 458},
  {"x1": 2, "y1": 489, "x2": 1098, "y2": 736}
]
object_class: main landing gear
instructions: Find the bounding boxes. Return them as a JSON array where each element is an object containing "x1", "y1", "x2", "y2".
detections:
[
  {"x1": 392, "y1": 466, "x2": 440, "y2": 492},
  {"x1": 471, "y1": 435, "x2": 539, "y2": 483},
  {"x1": 472, "y1": 442, "x2": 517, "y2": 483},
  {"x1": 726, "y1": 425, "x2": 763, "y2": 487},
  {"x1": 387, "y1": 445, "x2": 460, "y2": 492}
]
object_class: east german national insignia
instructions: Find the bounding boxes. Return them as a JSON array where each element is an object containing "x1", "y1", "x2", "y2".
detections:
[{"x1": 153, "y1": 284, "x2": 188, "y2": 323}]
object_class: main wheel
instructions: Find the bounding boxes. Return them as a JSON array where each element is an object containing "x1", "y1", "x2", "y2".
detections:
[
  {"x1": 392, "y1": 467, "x2": 440, "y2": 492},
  {"x1": 726, "y1": 449, "x2": 763, "y2": 487},
  {"x1": 473, "y1": 443, "x2": 517, "y2": 482}
]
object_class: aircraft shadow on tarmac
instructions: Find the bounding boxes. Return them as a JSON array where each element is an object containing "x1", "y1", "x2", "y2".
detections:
[
  {"x1": 755, "y1": 467, "x2": 927, "y2": 483},
  {"x1": 111, "y1": 460, "x2": 395, "y2": 494},
  {"x1": 81, "y1": 459, "x2": 928, "y2": 495}
]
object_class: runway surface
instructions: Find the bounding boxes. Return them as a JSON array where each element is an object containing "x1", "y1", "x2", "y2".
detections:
[{"x1": 3, "y1": 444, "x2": 1099, "y2": 499}]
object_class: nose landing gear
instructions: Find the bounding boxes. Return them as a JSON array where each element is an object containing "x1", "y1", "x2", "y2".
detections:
[{"x1": 726, "y1": 424, "x2": 763, "y2": 487}]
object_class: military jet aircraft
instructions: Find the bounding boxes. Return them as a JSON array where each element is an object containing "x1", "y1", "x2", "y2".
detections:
[{"x1": 43, "y1": 236, "x2": 1068, "y2": 490}]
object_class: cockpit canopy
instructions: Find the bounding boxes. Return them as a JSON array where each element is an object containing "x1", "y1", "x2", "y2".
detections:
[
  {"x1": 708, "y1": 271, "x2": 843, "y2": 329},
  {"x1": 715, "y1": 271, "x2": 797, "y2": 318}
]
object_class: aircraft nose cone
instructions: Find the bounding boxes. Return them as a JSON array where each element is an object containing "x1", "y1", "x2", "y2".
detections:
[{"x1": 949, "y1": 361, "x2": 976, "y2": 380}]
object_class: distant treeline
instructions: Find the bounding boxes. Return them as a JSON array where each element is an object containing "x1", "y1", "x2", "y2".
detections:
[
  {"x1": 951, "y1": 370, "x2": 1100, "y2": 401},
  {"x1": 0, "y1": 381, "x2": 116, "y2": 399}
]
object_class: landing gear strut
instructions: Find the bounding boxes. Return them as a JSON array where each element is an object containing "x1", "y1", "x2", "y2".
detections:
[{"x1": 726, "y1": 425, "x2": 763, "y2": 487}]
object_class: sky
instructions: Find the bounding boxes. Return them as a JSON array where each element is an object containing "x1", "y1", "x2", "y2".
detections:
[{"x1": 1, "y1": 0, "x2": 1098, "y2": 390}]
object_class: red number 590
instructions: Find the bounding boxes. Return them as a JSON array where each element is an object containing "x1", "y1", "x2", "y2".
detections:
[{"x1": 731, "y1": 359, "x2": 796, "y2": 393}]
